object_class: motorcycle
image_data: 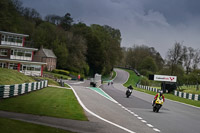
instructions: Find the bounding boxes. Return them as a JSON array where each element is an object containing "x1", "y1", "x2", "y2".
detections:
[
  {"x1": 152, "y1": 97, "x2": 164, "y2": 112},
  {"x1": 126, "y1": 88, "x2": 132, "y2": 98}
]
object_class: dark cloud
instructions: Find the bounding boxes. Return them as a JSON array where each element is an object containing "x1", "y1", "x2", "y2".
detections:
[{"x1": 20, "y1": 0, "x2": 200, "y2": 57}]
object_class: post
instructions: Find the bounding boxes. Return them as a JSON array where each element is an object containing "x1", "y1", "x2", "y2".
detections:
[{"x1": 196, "y1": 73, "x2": 200, "y2": 91}]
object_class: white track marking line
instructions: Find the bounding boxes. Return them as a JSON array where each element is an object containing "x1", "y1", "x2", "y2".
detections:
[
  {"x1": 69, "y1": 85, "x2": 136, "y2": 133},
  {"x1": 137, "y1": 117, "x2": 142, "y2": 120},
  {"x1": 153, "y1": 128, "x2": 161, "y2": 132},
  {"x1": 147, "y1": 124, "x2": 154, "y2": 128},
  {"x1": 141, "y1": 120, "x2": 147, "y2": 123}
]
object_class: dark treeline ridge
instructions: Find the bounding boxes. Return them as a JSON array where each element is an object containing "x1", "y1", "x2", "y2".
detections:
[
  {"x1": 1, "y1": 0, "x2": 200, "y2": 83},
  {"x1": 0, "y1": 0, "x2": 122, "y2": 77}
]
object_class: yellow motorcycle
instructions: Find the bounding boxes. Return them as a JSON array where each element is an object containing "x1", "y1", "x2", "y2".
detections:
[{"x1": 153, "y1": 97, "x2": 164, "y2": 112}]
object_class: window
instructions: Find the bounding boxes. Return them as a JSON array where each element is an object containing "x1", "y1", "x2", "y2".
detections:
[
  {"x1": 0, "y1": 49, "x2": 8, "y2": 56},
  {"x1": 1, "y1": 35, "x2": 5, "y2": 41},
  {"x1": 0, "y1": 62, "x2": 6, "y2": 68},
  {"x1": 25, "y1": 51, "x2": 32, "y2": 57},
  {"x1": 9, "y1": 63, "x2": 18, "y2": 70},
  {"x1": 17, "y1": 50, "x2": 24, "y2": 56},
  {"x1": 11, "y1": 50, "x2": 14, "y2": 55}
]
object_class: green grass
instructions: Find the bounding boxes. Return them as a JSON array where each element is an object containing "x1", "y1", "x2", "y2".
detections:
[
  {"x1": 112, "y1": 70, "x2": 117, "y2": 79},
  {"x1": 44, "y1": 71, "x2": 71, "y2": 80},
  {"x1": 0, "y1": 68, "x2": 35, "y2": 85},
  {"x1": 178, "y1": 85, "x2": 200, "y2": 94},
  {"x1": 0, "y1": 87, "x2": 88, "y2": 121},
  {"x1": 123, "y1": 68, "x2": 200, "y2": 107},
  {"x1": 0, "y1": 117, "x2": 75, "y2": 133},
  {"x1": 123, "y1": 69, "x2": 141, "y2": 87}
]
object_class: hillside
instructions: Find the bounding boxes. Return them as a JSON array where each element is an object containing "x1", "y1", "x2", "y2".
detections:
[{"x1": 0, "y1": 68, "x2": 35, "y2": 85}]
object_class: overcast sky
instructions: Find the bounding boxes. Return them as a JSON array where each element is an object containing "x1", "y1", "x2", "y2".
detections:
[{"x1": 20, "y1": 0, "x2": 200, "y2": 58}]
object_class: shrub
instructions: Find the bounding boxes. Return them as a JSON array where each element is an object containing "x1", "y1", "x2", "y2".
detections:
[
  {"x1": 52, "y1": 69, "x2": 70, "y2": 76},
  {"x1": 140, "y1": 76, "x2": 151, "y2": 86}
]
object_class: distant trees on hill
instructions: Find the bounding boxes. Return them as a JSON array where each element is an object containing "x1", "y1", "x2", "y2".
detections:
[{"x1": 0, "y1": 0, "x2": 122, "y2": 76}]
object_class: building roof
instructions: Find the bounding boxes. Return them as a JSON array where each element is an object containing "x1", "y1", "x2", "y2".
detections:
[
  {"x1": 0, "y1": 59, "x2": 47, "y2": 65},
  {"x1": 0, "y1": 45, "x2": 38, "y2": 51},
  {"x1": 42, "y1": 48, "x2": 57, "y2": 58},
  {"x1": 0, "y1": 31, "x2": 29, "y2": 37}
]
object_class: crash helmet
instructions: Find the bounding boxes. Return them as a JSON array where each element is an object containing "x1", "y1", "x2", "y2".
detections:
[{"x1": 159, "y1": 90, "x2": 163, "y2": 96}]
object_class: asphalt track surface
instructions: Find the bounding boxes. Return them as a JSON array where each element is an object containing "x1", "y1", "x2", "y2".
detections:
[
  {"x1": 1, "y1": 69, "x2": 200, "y2": 133},
  {"x1": 101, "y1": 68, "x2": 200, "y2": 133}
]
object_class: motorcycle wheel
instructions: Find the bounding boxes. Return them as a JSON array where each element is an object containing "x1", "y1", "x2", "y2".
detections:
[
  {"x1": 156, "y1": 105, "x2": 160, "y2": 112},
  {"x1": 153, "y1": 107, "x2": 156, "y2": 112}
]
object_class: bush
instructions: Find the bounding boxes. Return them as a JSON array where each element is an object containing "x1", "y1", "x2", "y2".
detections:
[
  {"x1": 140, "y1": 76, "x2": 151, "y2": 86},
  {"x1": 52, "y1": 69, "x2": 70, "y2": 76}
]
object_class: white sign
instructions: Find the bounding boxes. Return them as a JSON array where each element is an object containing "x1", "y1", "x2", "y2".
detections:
[{"x1": 154, "y1": 75, "x2": 177, "y2": 82}]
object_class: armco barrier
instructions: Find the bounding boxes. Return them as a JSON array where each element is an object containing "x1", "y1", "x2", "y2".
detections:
[
  {"x1": 136, "y1": 84, "x2": 160, "y2": 93},
  {"x1": 174, "y1": 90, "x2": 200, "y2": 101},
  {"x1": 137, "y1": 84, "x2": 200, "y2": 101},
  {"x1": 0, "y1": 80, "x2": 48, "y2": 99}
]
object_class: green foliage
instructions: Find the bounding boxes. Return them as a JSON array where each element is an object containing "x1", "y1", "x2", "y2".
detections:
[
  {"x1": 0, "y1": 87, "x2": 88, "y2": 120},
  {"x1": 52, "y1": 69, "x2": 70, "y2": 76},
  {"x1": 139, "y1": 57, "x2": 158, "y2": 73},
  {"x1": 123, "y1": 69, "x2": 141, "y2": 87},
  {"x1": 0, "y1": 0, "x2": 122, "y2": 77},
  {"x1": 123, "y1": 45, "x2": 163, "y2": 75},
  {"x1": 140, "y1": 76, "x2": 151, "y2": 86},
  {"x1": 140, "y1": 69, "x2": 153, "y2": 77},
  {"x1": 0, "y1": 117, "x2": 75, "y2": 133}
]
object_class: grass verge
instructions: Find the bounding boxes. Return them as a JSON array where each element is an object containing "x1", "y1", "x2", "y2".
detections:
[
  {"x1": 123, "y1": 69, "x2": 141, "y2": 87},
  {"x1": 0, "y1": 68, "x2": 35, "y2": 85},
  {"x1": 44, "y1": 71, "x2": 71, "y2": 80},
  {"x1": 123, "y1": 68, "x2": 200, "y2": 107},
  {"x1": 0, "y1": 87, "x2": 88, "y2": 121},
  {"x1": 0, "y1": 117, "x2": 75, "y2": 133}
]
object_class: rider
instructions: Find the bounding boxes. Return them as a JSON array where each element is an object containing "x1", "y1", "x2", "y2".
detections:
[{"x1": 152, "y1": 90, "x2": 165, "y2": 106}]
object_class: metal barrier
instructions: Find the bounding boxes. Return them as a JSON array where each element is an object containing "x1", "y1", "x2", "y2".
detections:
[{"x1": 0, "y1": 80, "x2": 48, "y2": 99}]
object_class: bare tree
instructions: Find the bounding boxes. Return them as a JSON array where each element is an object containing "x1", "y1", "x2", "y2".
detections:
[
  {"x1": 166, "y1": 42, "x2": 183, "y2": 75},
  {"x1": 193, "y1": 49, "x2": 200, "y2": 70},
  {"x1": 182, "y1": 46, "x2": 194, "y2": 74},
  {"x1": 45, "y1": 14, "x2": 61, "y2": 25}
]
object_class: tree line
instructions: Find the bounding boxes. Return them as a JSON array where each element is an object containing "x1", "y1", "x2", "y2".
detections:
[
  {"x1": 120, "y1": 43, "x2": 200, "y2": 85},
  {"x1": 0, "y1": 0, "x2": 122, "y2": 77},
  {"x1": 1, "y1": 0, "x2": 200, "y2": 82}
]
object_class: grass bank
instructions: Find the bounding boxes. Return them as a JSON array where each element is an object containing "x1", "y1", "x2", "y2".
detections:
[
  {"x1": 0, "y1": 87, "x2": 87, "y2": 121},
  {"x1": 0, "y1": 117, "x2": 74, "y2": 133},
  {"x1": 123, "y1": 69, "x2": 200, "y2": 107},
  {"x1": 178, "y1": 85, "x2": 200, "y2": 94},
  {"x1": 0, "y1": 68, "x2": 35, "y2": 85},
  {"x1": 123, "y1": 69, "x2": 141, "y2": 87}
]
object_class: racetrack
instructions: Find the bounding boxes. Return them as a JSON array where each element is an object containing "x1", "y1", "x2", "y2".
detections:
[{"x1": 101, "y1": 68, "x2": 200, "y2": 133}]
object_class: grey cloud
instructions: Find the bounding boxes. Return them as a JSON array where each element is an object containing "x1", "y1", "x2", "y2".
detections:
[{"x1": 20, "y1": 0, "x2": 200, "y2": 57}]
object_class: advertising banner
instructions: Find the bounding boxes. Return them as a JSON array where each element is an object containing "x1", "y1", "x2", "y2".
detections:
[{"x1": 154, "y1": 75, "x2": 177, "y2": 82}]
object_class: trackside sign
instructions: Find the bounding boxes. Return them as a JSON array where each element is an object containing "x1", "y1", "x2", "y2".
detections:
[{"x1": 154, "y1": 75, "x2": 177, "y2": 82}]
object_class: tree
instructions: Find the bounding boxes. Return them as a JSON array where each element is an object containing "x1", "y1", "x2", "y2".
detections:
[
  {"x1": 193, "y1": 50, "x2": 200, "y2": 70},
  {"x1": 166, "y1": 42, "x2": 184, "y2": 75},
  {"x1": 45, "y1": 14, "x2": 61, "y2": 25},
  {"x1": 182, "y1": 46, "x2": 194, "y2": 74},
  {"x1": 60, "y1": 13, "x2": 73, "y2": 31},
  {"x1": 139, "y1": 56, "x2": 158, "y2": 73},
  {"x1": 123, "y1": 45, "x2": 163, "y2": 73}
]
